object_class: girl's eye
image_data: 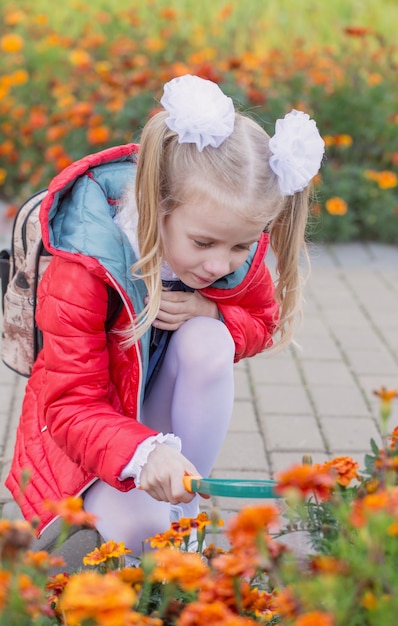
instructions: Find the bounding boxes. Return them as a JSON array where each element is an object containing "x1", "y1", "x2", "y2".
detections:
[
  {"x1": 194, "y1": 240, "x2": 212, "y2": 248},
  {"x1": 236, "y1": 244, "x2": 251, "y2": 251}
]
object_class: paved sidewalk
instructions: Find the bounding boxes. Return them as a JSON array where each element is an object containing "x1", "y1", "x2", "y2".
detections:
[{"x1": 1, "y1": 204, "x2": 398, "y2": 541}]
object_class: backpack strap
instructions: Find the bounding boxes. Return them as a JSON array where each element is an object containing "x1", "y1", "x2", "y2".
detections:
[
  {"x1": 105, "y1": 285, "x2": 123, "y2": 332},
  {"x1": 0, "y1": 248, "x2": 10, "y2": 314}
]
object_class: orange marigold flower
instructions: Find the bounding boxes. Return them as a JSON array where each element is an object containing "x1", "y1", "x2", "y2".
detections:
[
  {"x1": 147, "y1": 527, "x2": 184, "y2": 549},
  {"x1": 218, "y1": 5, "x2": 233, "y2": 21},
  {"x1": 4, "y1": 10, "x2": 25, "y2": 26},
  {"x1": 159, "y1": 7, "x2": 178, "y2": 20},
  {"x1": 10, "y1": 69, "x2": 29, "y2": 85},
  {"x1": 0, "y1": 519, "x2": 35, "y2": 560},
  {"x1": 367, "y1": 72, "x2": 383, "y2": 86},
  {"x1": 83, "y1": 540, "x2": 132, "y2": 566},
  {"x1": 365, "y1": 170, "x2": 398, "y2": 189},
  {"x1": 55, "y1": 155, "x2": 73, "y2": 171},
  {"x1": 293, "y1": 611, "x2": 334, "y2": 626},
  {"x1": 323, "y1": 135, "x2": 335, "y2": 147},
  {"x1": 275, "y1": 464, "x2": 335, "y2": 500},
  {"x1": 58, "y1": 570, "x2": 136, "y2": 625},
  {"x1": 273, "y1": 586, "x2": 300, "y2": 619},
  {"x1": 44, "y1": 496, "x2": 97, "y2": 528},
  {"x1": 46, "y1": 125, "x2": 68, "y2": 142},
  {"x1": 321, "y1": 456, "x2": 360, "y2": 487},
  {"x1": 388, "y1": 426, "x2": 398, "y2": 449},
  {"x1": 1, "y1": 33, "x2": 24, "y2": 53},
  {"x1": 87, "y1": 125, "x2": 111, "y2": 145},
  {"x1": 172, "y1": 516, "x2": 198, "y2": 536},
  {"x1": 226, "y1": 504, "x2": 280, "y2": 549},
  {"x1": 46, "y1": 572, "x2": 70, "y2": 597},
  {"x1": 377, "y1": 171, "x2": 398, "y2": 189},
  {"x1": 117, "y1": 566, "x2": 144, "y2": 589},
  {"x1": 0, "y1": 140, "x2": 14, "y2": 156},
  {"x1": 0, "y1": 168, "x2": 6, "y2": 185},
  {"x1": 5, "y1": 203, "x2": 18, "y2": 219},
  {"x1": 149, "y1": 548, "x2": 209, "y2": 591},
  {"x1": 195, "y1": 511, "x2": 215, "y2": 531},
  {"x1": 373, "y1": 387, "x2": 398, "y2": 402},
  {"x1": 325, "y1": 197, "x2": 348, "y2": 216},
  {"x1": 344, "y1": 26, "x2": 372, "y2": 37},
  {"x1": 24, "y1": 549, "x2": 65, "y2": 570},
  {"x1": 350, "y1": 488, "x2": 398, "y2": 527},
  {"x1": 179, "y1": 600, "x2": 249, "y2": 626},
  {"x1": 213, "y1": 551, "x2": 255, "y2": 578},
  {"x1": 309, "y1": 555, "x2": 349, "y2": 575},
  {"x1": 374, "y1": 449, "x2": 398, "y2": 472},
  {"x1": 0, "y1": 571, "x2": 11, "y2": 610}
]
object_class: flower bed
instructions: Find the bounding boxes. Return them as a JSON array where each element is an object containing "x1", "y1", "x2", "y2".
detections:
[
  {"x1": 1, "y1": 387, "x2": 397, "y2": 625},
  {"x1": 0, "y1": 3, "x2": 397, "y2": 242}
]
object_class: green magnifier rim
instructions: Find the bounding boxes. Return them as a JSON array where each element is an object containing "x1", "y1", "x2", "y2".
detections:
[{"x1": 189, "y1": 478, "x2": 280, "y2": 499}]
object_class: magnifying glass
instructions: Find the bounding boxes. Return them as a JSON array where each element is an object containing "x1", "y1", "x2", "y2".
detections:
[{"x1": 183, "y1": 475, "x2": 279, "y2": 499}]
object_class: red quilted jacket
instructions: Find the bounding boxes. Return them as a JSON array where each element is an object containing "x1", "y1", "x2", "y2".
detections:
[{"x1": 5, "y1": 145, "x2": 279, "y2": 535}]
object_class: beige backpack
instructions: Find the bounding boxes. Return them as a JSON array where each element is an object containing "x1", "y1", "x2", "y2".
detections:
[{"x1": 0, "y1": 189, "x2": 121, "y2": 376}]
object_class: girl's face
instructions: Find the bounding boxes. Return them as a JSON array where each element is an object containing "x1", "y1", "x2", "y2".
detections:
[{"x1": 159, "y1": 198, "x2": 264, "y2": 289}]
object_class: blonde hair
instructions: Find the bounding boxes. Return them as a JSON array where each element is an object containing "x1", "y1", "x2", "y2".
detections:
[{"x1": 126, "y1": 109, "x2": 311, "y2": 351}]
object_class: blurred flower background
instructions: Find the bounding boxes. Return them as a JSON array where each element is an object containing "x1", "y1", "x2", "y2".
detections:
[{"x1": 0, "y1": 0, "x2": 397, "y2": 242}]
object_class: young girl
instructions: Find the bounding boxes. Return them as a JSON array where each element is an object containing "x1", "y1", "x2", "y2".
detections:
[{"x1": 6, "y1": 75, "x2": 324, "y2": 560}]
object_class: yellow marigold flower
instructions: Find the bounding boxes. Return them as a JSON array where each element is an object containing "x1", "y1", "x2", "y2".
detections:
[
  {"x1": 1, "y1": 33, "x2": 24, "y2": 53},
  {"x1": 145, "y1": 37, "x2": 165, "y2": 52},
  {"x1": 83, "y1": 540, "x2": 132, "y2": 566},
  {"x1": 325, "y1": 197, "x2": 348, "y2": 215},
  {"x1": 58, "y1": 570, "x2": 136, "y2": 625},
  {"x1": 69, "y1": 49, "x2": 91, "y2": 67},
  {"x1": 35, "y1": 14, "x2": 49, "y2": 25},
  {"x1": 334, "y1": 134, "x2": 353, "y2": 147},
  {"x1": 361, "y1": 590, "x2": 378, "y2": 610}
]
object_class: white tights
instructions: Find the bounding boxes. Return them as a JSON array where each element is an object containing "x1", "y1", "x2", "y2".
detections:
[{"x1": 83, "y1": 317, "x2": 235, "y2": 555}]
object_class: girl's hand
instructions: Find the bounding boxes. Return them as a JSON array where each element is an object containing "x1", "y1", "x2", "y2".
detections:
[
  {"x1": 139, "y1": 443, "x2": 200, "y2": 504},
  {"x1": 151, "y1": 290, "x2": 219, "y2": 331}
]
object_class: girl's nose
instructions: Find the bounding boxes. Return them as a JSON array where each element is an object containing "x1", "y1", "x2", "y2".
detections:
[{"x1": 203, "y1": 255, "x2": 231, "y2": 278}]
